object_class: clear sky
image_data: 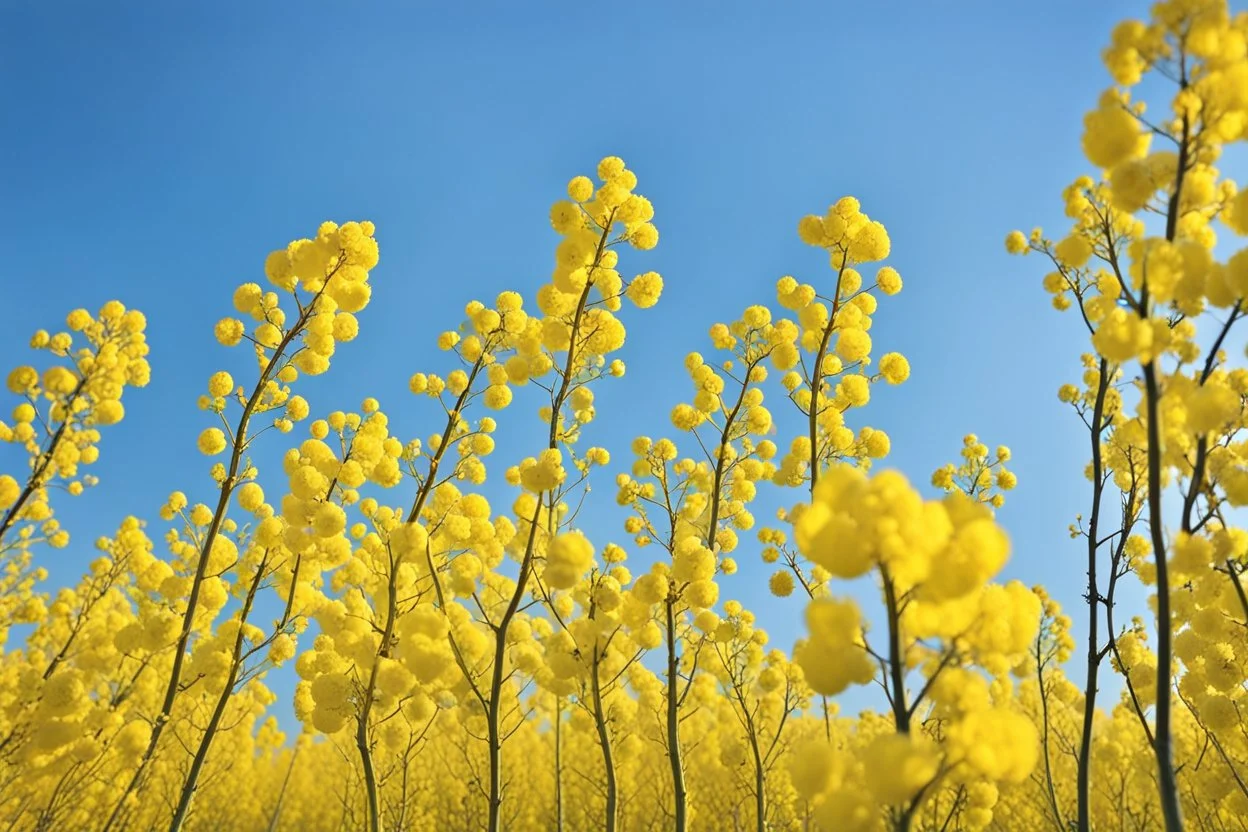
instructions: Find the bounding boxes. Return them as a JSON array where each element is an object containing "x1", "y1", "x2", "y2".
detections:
[{"x1": 0, "y1": 0, "x2": 1197, "y2": 730}]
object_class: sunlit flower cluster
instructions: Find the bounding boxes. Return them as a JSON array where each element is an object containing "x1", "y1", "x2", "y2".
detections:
[{"x1": 3, "y1": 5, "x2": 1248, "y2": 827}]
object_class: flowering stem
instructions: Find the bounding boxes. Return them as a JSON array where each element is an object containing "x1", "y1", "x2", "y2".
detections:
[
  {"x1": 589, "y1": 645, "x2": 618, "y2": 832},
  {"x1": 882, "y1": 570, "x2": 910, "y2": 734},
  {"x1": 350, "y1": 357, "x2": 488, "y2": 832},
  {"x1": 486, "y1": 242, "x2": 601, "y2": 832},
  {"x1": 265, "y1": 742, "x2": 300, "y2": 832},
  {"x1": 1141, "y1": 105, "x2": 1190, "y2": 832},
  {"x1": 102, "y1": 277, "x2": 331, "y2": 832},
  {"x1": 0, "y1": 379, "x2": 85, "y2": 546},
  {"x1": 807, "y1": 261, "x2": 847, "y2": 491},
  {"x1": 355, "y1": 579, "x2": 390, "y2": 832},
  {"x1": 1037, "y1": 636, "x2": 1068, "y2": 831},
  {"x1": 167, "y1": 553, "x2": 269, "y2": 832},
  {"x1": 745, "y1": 710, "x2": 766, "y2": 832},
  {"x1": 554, "y1": 696, "x2": 564, "y2": 832},
  {"x1": 1143, "y1": 327, "x2": 1184, "y2": 831},
  {"x1": 666, "y1": 357, "x2": 754, "y2": 832},
  {"x1": 1077, "y1": 357, "x2": 1110, "y2": 832},
  {"x1": 664, "y1": 596, "x2": 688, "y2": 832}
]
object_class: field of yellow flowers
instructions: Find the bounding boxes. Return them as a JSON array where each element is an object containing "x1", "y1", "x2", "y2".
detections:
[{"x1": 2, "y1": 1, "x2": 1247, "y2": 830}]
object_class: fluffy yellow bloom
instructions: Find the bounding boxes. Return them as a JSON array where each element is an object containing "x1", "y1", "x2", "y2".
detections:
[
  {"x1": 768, "y1": 569, "x2": 794, "y2": 597},
  {"x1": 214, "y1": 317, "x2": 245, "y2": 346},
  {"x1": 1054, "y1": 233, "x2": 1094, "y2": 268},
  {"x1": 795, "y1": 598, "x2": 875, "y2": 694},
  {"x1": 197, "y1": 428, "x2": 227, "y2": 455},
  {"x1": 838, "y1": 375, "x2": 870, "y2": 407},
  {"x1": 567, "y1": 175, "x2": 594, "y2": 202},
  {"x1": 1091, "y1": 307, "x2": 1152, "y2": 362},
  {"x1": 1082, "y1": 93, "x2": 1149, "y2": 169},
  {"x1": 875, "y1": 266, "x2": 902, "y2": 295},
  {"x1": 207, "y1": 371, "x2": 233, "y2": 398},
  {"x1": 521, "y1": 449, "x2": 566, "y2": 493},
  {"x1": 0, "y1": 475, "x2": 18, "y2": 508},
  {"x1": 836, "y1": 328, "x2": 871, "y2": 363},
  {"x1": 878, "y1": 352, "x2": 910, "y2": 384},
  {"x1": 862, "y1": 733, "x2": 940, "y2": 805},
  {"x1": 1004, "y1": 230, "x2": 1029, "y2": 254},
  {"x1": 626, "y1": 272, "x2": 664, "y2": 308},
  {"x1": 545, "y1": 531, "x2": 594, "y2": 589}
]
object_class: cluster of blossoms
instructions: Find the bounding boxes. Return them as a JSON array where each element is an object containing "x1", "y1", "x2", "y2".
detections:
[
  {"x1": 2, "y1": 303, "x2": 150, "y2": 548},
  {"x1": 0, "y1": 303, "x2": 150, "y2": 648},
  {"x1": 1001, "y1": 1, "x2": 1248, "y2": 830},
  {"x1": 769, "y1": 197, "x2": 907, "y2": 485},
  {"x1": 788, "y1": 464, "x2": 1040, "y2": 830},
  {"x1": 930, "y1": 434, "x2": 1017, "y2": 508}
]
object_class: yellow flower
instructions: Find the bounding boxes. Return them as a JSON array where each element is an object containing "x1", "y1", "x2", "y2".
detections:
[
  {"x1": 207, "y1": 371, "x2": 233, "y2": 398},
  {"x1": 862, "y1": 733, "x2": 940, "y2": 805},
  {"x1": 878, "y1": 353, "x2": 910, "y2": 384},
  {"x1": 567, "y1": 175, "x2": 594, "y2": 202},
  {"x1": 835, "y1": 328, "x2": 871, "y2": 363},
  {"x1": 545, "y1": 531, "x2": 595, "y2": 590},
  {"x1": 197, "y1": 428, "x2": 227, "y2": 455},
  {"x1": 1081, "y1": 92, "x2": 1149, "y2": 169},
  {"x1": 768, "y1": 570, "x2": 795, "y2": 597},
  {"x1": 1004, "y1": 230, "x2": 1029, "y2": 254}
]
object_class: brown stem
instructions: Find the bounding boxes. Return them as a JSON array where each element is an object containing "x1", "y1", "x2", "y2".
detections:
[
  {"x1": 1077, "y1": 358, "x2": 1110, "y2": 832},
  {"x1": 883, "y1": 571, "x2": 909, "y2": 734},
  {"x1": 265, "y1": 743, "x2": 300, "y2": 832},
  {"x1": 590, "y1": 646, "x2": 618, "y2": 832},
  {"x1": 1038, "y1": 640, "x2": 1068, "y2": 832},
  {"x1": 745, "y1": 709, "x2": 766, "y2": 832},
  {"x1": 554, "y1": 696, "x2": 564, "y2": 832},
  {"x1": 0, "y1": 379, "x2": 87, "y2": 543},
  {"x1": 486, "y1": 225, "x2": 606, "y2": 832},
  {"x1": 807, "y1": 262, "x2": 848, "y2": 490},
  {"x1": 168, "y1": 554, "x2": 269, "y2": 831},
  {"x1": 1142, "y1": 102, "x2": 1189, "y2": 832},
  {"x1": 103, "y1": 269, "x2": 338, "y2": 832},
  {"x1": 664, "y1": 597, "x2": 688, "y2": 832}
]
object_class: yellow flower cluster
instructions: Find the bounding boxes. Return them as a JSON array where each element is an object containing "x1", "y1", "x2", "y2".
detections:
[
  {"x1": 930, "y1": 433, "x2": 1016, "y2": 508},
  {"x1": 2, "y1": 302, "x2": 150, "y2": 557},
  {"x1": 787, "y1": 463, "x2": 1043, "y2": 829},
  {"x1": 1002, "y1": 4, "x2": 1248, "y2": 831},
  {"x1": 5, "y1": 8, "x2": 1248, "y2": 825},
  {"x1": 795, "y1": 465, "x2": 1009, "y2": 597}
]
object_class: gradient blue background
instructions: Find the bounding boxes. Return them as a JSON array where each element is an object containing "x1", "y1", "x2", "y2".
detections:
[{"x1": 0, "y1": 0, "x2": 1201, "y2": 731}]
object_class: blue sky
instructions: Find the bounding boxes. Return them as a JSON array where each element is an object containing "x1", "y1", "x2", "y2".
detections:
[{"x1": 0, "y1": 0, "x2": 1201, "y2": 730}]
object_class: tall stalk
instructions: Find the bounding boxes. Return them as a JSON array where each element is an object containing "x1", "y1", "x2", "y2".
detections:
[
  {"x1": 1076, "y1": 358, "x2": 1110, "y2": 832},
  {"x1": 804, "y1": 261, "x2": 850, "y2": 742},
  {"x1": 554, "y1": 696, "x2": 563, "y2": 832},
  {"x1": 168, "y1": 554, "x2": 270, "y2": 831},
  {"x1": 663, "y1": 596, "x2": 689, "y2": 832},
  {"x1": 485, "y1": 224, "x2": 606, "y2": 832},
  {"x1": 265, "y1": 742, "x2": 301, "y2": 832},
  {"x1": 1141, "y1": 107, "x2": 1190, "y2": 832},
  {"x1": 0, "y1": 379, "x2": 85, "y2": 545},
  {"x1": 351, "y1": 359, "x2": 487, "y2": 832},
  {"x1": 663, "y1": 356, "x2": 756, "y2": 831},
  {"x1": 589, "y1": 644, "x2": 618, "y2": 832},
  {"x1": 103, "y1": 271, "x2": 339, "y2": 832}
]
